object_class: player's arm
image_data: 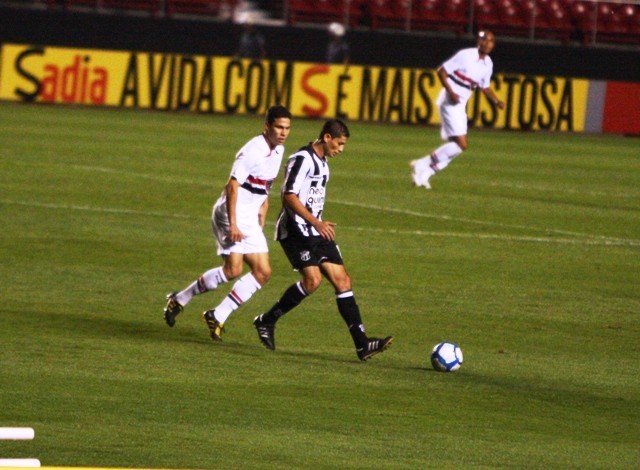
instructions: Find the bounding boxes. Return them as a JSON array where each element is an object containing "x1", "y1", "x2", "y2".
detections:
[
  {"x1": 282, "y1": 193, "x2": 336, "y2": 241},
  {"x1": 225, "y1": 177, "x2": 245, "y2": 242},
  {"x1": 481, "y1": 87, "x2": 505, "y2": 110},
  {"x1": 258, "y1": 196, "x2": 268, "y2": 230},
  {"x1": 437, "y1": 65, "x2": 460, "y2": 104}
]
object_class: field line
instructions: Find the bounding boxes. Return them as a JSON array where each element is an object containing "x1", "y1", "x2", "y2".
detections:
[
  {"x1": 486, "y1": 181, "x2": 640, "y2": 200},
  {"x1": 0, "y1": 199, "x2": 193, "y2": 219},
  {"x1": 332, "y1": 199, "x2": 638, "y2": 244},
  {"x1": 9, "y1": 161, "x2": 218, "y2": 188},
  {"x1": 340, "y1": 225, "x2": 640, "y2": 246},
  {"x1": 2, "y1": 198, "x2": 639, "y2": 247}
]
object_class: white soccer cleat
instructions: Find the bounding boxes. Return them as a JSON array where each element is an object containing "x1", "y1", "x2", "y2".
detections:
[{"x1": 410, "y1": 160, "x2": 432, "y2": 188}]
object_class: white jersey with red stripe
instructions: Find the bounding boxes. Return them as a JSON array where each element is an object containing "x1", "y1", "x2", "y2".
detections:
[
  {"x1": 440, "y1": 47, "x2": 493, "y2": 104},
  {"x1": 213, "y1": 134, "x2": 284, "y2": 238}
]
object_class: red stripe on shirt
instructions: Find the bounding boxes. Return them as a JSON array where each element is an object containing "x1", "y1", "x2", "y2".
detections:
[
  {"x1": 454, "y1": 71, "x2": 478, "y2": 87},
  {"x1": 247, "y1": 175, "x2": 268, "y2": 186}
]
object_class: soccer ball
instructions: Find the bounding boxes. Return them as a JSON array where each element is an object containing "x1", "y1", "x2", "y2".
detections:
[{"x1": 430, "y1": 342, "x2": 463, "y2": 372}]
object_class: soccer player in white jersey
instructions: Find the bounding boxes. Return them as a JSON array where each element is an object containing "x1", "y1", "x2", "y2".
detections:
[
  {"x1": 163, "y1": 105, "x2": 292, "y2": 341},
  {"x1": 252, "y1": 119, "x2": 393, "y2": 361},
  {"x1": 411, "y1": 30, "x2": 506, "y2": 188}
]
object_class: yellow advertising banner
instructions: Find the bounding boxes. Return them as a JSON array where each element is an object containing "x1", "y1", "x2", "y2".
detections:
[{"x1": 0, "y1": 44, "x2": 588, "y2": 131}]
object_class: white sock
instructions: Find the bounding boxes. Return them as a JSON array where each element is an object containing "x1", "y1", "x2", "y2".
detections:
[
  {"x1": 430, "y1": 142, "x2": 463, "y2": 172},
  {"x1": 176, "y1": 266, "x2": 227, "y2": 306},
  {"x1": 214, "y1": 273, "x2": 262, "y2": 323}
]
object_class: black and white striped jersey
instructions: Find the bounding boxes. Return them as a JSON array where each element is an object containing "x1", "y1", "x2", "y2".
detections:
[{"x1": 275, "y1": 143, "x2": 329, "y2": 240}]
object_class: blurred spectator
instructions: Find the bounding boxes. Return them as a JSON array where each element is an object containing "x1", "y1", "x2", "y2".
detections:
[
  {"x1": 235, "y1": 14, "x2": 266, "y2": 60},
  {"x1": 326, "y1": 22, "x2": 350, "y2": 65}
]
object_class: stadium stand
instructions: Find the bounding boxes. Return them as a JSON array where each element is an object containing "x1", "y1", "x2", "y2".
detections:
[
  {"x1": 287, "y1": 0, "x2": 366, "y2": 27},
  {"x1": 573, "y1": 1, "x2": 640, "y2": 44},
  {"x1": 166, "y1": 0, "x2": 238, "y2": 18},
  {"x1": 369, "y1": 0, "x2": 413, "y2": 31},
  {"x1": 475, "y1": 0, "x2": 532, "y2": 38},
  {"x1": 407, "y1": 0, "x2": 467, "y2": 36},
  {"x1": 473, "y1": 0, "x2": 569, "y2": 42},
  {"x1": 532, "y1": 0, "x2": 574, "y2": 43},
  {"x1": 65, "y1": 0, "x2": 161, "y2": 15},
  {"x1": 2, "y1": 0, "x2": 639, "y2": 46}
]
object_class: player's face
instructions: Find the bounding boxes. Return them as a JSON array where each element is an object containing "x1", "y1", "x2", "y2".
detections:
[
  {"x1": 323, "y1": 134, "x2": 348, "y2": 158},
  {"x1": 264, "y1": 117, "x2": 291, "y2": 148},
  {"x1": 477, "y1": 32, "x2": 496, "y2": 55}
]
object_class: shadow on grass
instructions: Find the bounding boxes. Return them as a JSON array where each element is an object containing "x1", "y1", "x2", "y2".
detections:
[
  {"x1": 7, "y1": 308, "x2": 445, "y2": 370},
  {"x1": 5, "y1": 307, "x2": 206, "y2": 345}
]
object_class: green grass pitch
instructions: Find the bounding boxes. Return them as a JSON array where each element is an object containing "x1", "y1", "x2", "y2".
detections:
[{"x1": 0, "y1": 102, "x2": 638, "y2": 469}]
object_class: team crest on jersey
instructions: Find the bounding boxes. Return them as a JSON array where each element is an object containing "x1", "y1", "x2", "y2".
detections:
[{"x1": 300, "y1": 251, "x2": 311, "y2": 262}]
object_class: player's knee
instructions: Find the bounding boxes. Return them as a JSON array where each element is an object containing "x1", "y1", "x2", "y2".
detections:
[
  {"x1": 302, "y1": 276, "x2": 322, "y2": 294},
  {"x1": 334, "y1": 275, "x2": 352, "y2": 293},
  {"x1": 252, "y1": 266, "x2": 271, "y2": 286},
  {"x1": 223, "y1": 265, "x2": 243, "y2": 280},
  {"x1": 451, "y1": 137, "x2": 467, "y2": 151}
]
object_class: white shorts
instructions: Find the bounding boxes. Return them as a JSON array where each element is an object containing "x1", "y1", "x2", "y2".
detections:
[
  {"x1": 212, "y1": 202, "x2": 269, "y2": 256},
  {"x1": 216, "y1": 231, "x2": 269, "y2": 256},
  {"x1": 437, "y1": 88, "x2": 468, "y2": 140}
]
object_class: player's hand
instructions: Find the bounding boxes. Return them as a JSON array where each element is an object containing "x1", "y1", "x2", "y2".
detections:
[
  {"x1": 229, "y1": 224, "x2": 245, "y2": 242},
  {"x1": 315, "y1": 221, "x2": 337, "y2": 240},
  {"x1": 496, "y1": 100, "x2": 506, "y2": 110}
]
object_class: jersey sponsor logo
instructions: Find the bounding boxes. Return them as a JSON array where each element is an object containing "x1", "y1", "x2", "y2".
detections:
[{"x1": 307, "y1": 186, "x2": 325, "y2": 208}]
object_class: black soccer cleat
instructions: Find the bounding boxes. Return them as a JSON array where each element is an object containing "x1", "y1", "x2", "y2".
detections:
[
  {"x1": 253, "y1": 314, "x2": 276, "y2": 351},
  {"x1": 357, "y1": 336, "x2": 394, "y2": 361},
  {"x1": 203, "y1": 310, "x2": 225, "y2": 341},
  {"x1": 164, "y1": 292, "x2": 183, "y2": 327}
]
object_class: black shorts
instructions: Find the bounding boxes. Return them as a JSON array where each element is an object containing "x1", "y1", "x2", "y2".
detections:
[{"x1": 279, "y1": 235, "x2": 344, "y2": 271}]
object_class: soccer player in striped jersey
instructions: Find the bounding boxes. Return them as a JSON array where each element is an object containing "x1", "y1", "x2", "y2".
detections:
[
  {"x1": 253, "y1": 119, "x2": 393, "y2": 361},
  {"x1": 163, "y1": 105, "x2": 292, "y2": 341},
  {"x1": 411, "y1": 30, "x2": 505, "y2": 188}
]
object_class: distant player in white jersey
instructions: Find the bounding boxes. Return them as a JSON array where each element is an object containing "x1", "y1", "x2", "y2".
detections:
[
  {"x1": 411, "y1": 30, "x2": 506, "y2": 188},
  {"x1": 252, "y1": 119, "x2": 393, "y2": 361},
  {"x1": 164, "y1": 105, "x2": 292, "y2": 341}
]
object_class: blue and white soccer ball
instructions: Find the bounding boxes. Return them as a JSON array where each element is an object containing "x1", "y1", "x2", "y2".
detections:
[{"x1": 430, "y1": 342, "x2": 463, "y2": 372}]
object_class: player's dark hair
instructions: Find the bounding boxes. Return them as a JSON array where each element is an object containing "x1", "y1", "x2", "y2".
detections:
[
  {"x1": 319, "y1": 119, "x2": 350, "y2": 139},
  {"x1": 265, "y1": 105, "x2": 292, "y2": 124}
]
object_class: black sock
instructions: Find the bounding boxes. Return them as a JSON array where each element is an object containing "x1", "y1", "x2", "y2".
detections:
[
  {"x1": 336, "y1": 291, "x2": 367, "y2": 348},
  {"x1": 262, "y1": 282, "x2": 309, "y2": 324}
]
